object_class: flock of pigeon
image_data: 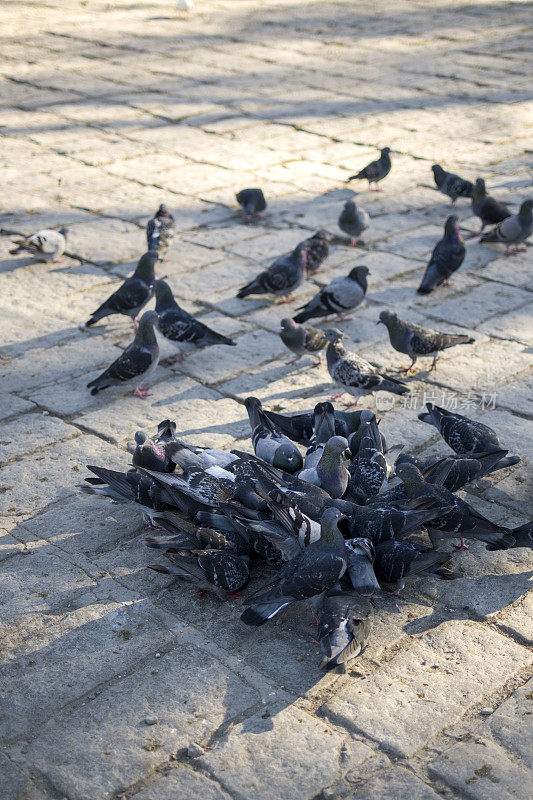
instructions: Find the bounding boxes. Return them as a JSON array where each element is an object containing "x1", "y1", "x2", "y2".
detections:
[
  {"x1": 83, "y1": 399, "x2": 531, "y2": 669},
  {"x1": 8, "y1": 149, "x2": 532, "y2": 402},
  {"x1": 9, "y1": 148, "x2": 532, "y2": 669}
]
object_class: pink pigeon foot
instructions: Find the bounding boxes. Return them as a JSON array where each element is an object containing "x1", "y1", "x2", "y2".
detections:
[
  {"x1": 133, "y1": 385, "x2": 151, "y2": 399},
  {"x1": 452, "y1": 538, "x2": 469, "y2": 551}
]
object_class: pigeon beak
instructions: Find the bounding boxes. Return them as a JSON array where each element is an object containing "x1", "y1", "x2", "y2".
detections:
[
  {"x1": 376, "y1": 320, "x2": 383, "y2": 326},
  {"x1": 342, "y1": 449, "x2": 351, "y2": 461}
]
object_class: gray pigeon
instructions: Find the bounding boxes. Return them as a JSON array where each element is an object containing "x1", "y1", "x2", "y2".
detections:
[
  {"x1": 324, "y1": 329, "x2": 409, "y2": 403},
  {"x1": 240, "y1": 507, "x2": 348, "y2": 626},
  {"x1": 431, "y1": 165, "x2": 473, "y2": 205},
  {"x1": 471, "y1": 178, "x2": 511, "y2": 234},
  {"x1": 298, "y1": 436, "x2": 351, "y2": 498},
  {"x1": 279, "y1": 318, "x2": 327, "y2": 365},
  {"x1": 317, "y1": 585, "x2": 373, "y2": 669},
  {"x1": 303, "y1": 402, "x2": 337, "y2": 469},
  {"x1": 149, "y1": 550, "x2": 250, "y2": 598},
  {"x1": 373, "y1": 540, "x2": 455, "y2": 592},
  {"x1": 396, "y1": 450, "x2": 519, "y2": 493},
  {"x1": 86, "y1": 251, "x2": 157, "y2": 327},
  {"x1": 9, "y1": 227, "x2": 68, "y2": 262},
  {"x1": 155, "y1": 279, "x2": 236, "y2": 359},
  {"x1": 344, "y1": 538, "x2": 382, "y2": 596},
  {"x1": 146, "y1": 204, "x2": 175, "y2": 259},
  {"x1": 347, "y1": 147, "x2": 392, "y2": 190},
  {"x1": 237, "y1": 243, "x2": 307, "y2": 300},
  {"x1": 338, "y1": 201, "x2": 370, "y2": 245},
  {"x1": 236, "y1": 188, "x2": 267, "y2": 220},
  {"x1": 378, "y1": 310, "x2": 474, "y2": 372},
  {"x1": 132, "y1": 431, "x2": 173, "y2": 472},
  {"x1": 87, "y1": 310, "x2": 160, "y2": 397},
  {"x1": 244, "y1": 397, "x2": 303, "y2": 473},
  {"x1": 417, "y1": 216, "x2": 466, "y2": 295},
  {"x1": 293, "y1": 266, "x2": 369, "y2": 323},
  {"x1": 345, "y1": 418, "x2": 387, "y2": 503},
  {"x1": 417, "y1": 403, "x2": 504, "y2": 456},
  {"x1": 480, "y1": 198, "x2": 533, "y2": 254},
  {"x1": 262, "y1": 407, "x2": 368, "y2": 446},
  {"x1": 345, "y1": 501, "x2": 446, "y2": 545}
]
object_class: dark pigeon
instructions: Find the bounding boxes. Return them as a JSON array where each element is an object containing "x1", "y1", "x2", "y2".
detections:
[
  {"x1": 300, "y1": 230, "x2": 331, "y2": 274},
  {"x1": 146, "y1": 204, "x2": 175, "y2": 259},
  {"x1": 338, "y1": 201, "x2": 370, "y2": 244},
  {"x1": 347, "y1": 147, "x2": 392, "y2": 190},
  {"x1": 293, "y1": 266, "x2": 369, "y2": 323},
  {"x1": 417, "y1": 216, "x2": 465, "y2": 295},
  {"x1": 480, "y1": 198, "x2": 533, "y2": 255},
  {"x1": 432, "y1": 165, "x2": 473, "y2": 205},
  {"x1": 86, "y1": 251, "x2": 157, "y2": 327},
  {"x1": 236, "y1": 188, "x2": 267, "y2": 219},
  {"x1": 237, "y1": 243, "x2": 307, "y2": 300},
  {"x1": 472, "y1": 178, "x2": 511, "y2": 234},
  {"x1": 244, "y1": 397, "x2": 303, "y2": 473},
  {"x1": 374, "y1": 540, "x2": 456, "y2": 592},
  {"x1": 418, "y1": 403, "x2": 503, "y2": 455}
]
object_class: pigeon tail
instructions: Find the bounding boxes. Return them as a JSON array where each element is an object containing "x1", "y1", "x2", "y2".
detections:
[{"x1": 240, "y1": 601, "x2": 291, "y2": 626}]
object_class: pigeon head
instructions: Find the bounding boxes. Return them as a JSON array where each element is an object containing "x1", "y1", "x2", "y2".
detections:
[
  {"x1": 381, "y1": 147, "x2": 391, "y2": 157},
  {"x1": 58, "y1": 226, "x2": 68, "y2": 237},
  {"x1": 395, "y1": 462, "x2": 425, "y2": 491},
  {"x1": 135, "y1": 310, "x2": 159, "y2": 342},
  {"x1": 272, "y1": 442, "x2": 303, "y2": 473},
  {"x1": 474, "y1": 178, "x2": 486, "y2": 196},
  {"x1": 313, "y1": 401, "x2": 336, "y2": 439},
  {"x1": 280, "y1": 317, "x2": 297, "y2": 331},
  {"x1": 292, "y1": 242, "x2": 308, "y2": 266},
  {"x1": 394, "y1": 452, "x2": 420, "y2": 470},
  {"x1": 134, "y1": 430, "x2": 148, "y2": 446},
  {"x1": 432, "y1": 164, "x2": 443, "y2": 176},
  {"x1": 343, "y1": 200, "x2": 357, "y2": 214},
  {"x1": 378, "y1": 309, "x2": 399, "y2": 328},
  {"x1": 323, "y1": 328, "x2": 345, "y2": 343},
  {"x1": 312, "y1": 229, "x2": 331, "y2": 241},
  {"x1": 156, "y1": 204, "x2": 170, "y2": 216},
  {"x1": 320, "y1": 506, "x2": 349, "y2": 544},
  {"x1": 444, "y1": 215, "x2": 460, "y2": 237},
  {"x1": 348, "y1": 265, "x2": 370, "y2": 286},
  {"x1": 154, "y1": 279, "x2": 177, "y2": 311},
  {"x1": 136, "y1": 250, "x2": 158, "y2": 280},
  {"x1": 345, "y1": 537, "x2": 376, "y2": 562},
  {"x1": 323, "y1": 435, "x2": 351, "y2": 462}
]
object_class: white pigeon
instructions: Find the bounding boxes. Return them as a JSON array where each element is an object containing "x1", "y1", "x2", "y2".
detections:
[{"x1": 9, "y1": 227, "x2": 68, "y2": 262}]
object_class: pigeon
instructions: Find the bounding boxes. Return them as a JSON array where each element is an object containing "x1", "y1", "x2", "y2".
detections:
[
  {"x1": 82, "y1": 465, "x2": 173, "y2": 525},
  {"x1": 480, "y1": 198, "x2": 533, "y2": 255},
  {"x1": 347, "y1": 147, "x2": 392, "y2": 190},
  {"x1": 300, "y1": 230, "x2": 331, "y2": 274},
  {"x1": 345, "y1": 417, "x2": 387, "y2": 503},
  {"x1": 303, "y1": 402, "x2": 337, "y2": 469},
  {"x1": 317, "y1": 585, "x2": 373, "y2": 669},
  {"x1": 298, "y1": 436, "x2": 351, "y2": 499},
  {"x1": 338, "y1": 201, "x2": 370, "y2": 245},
  {"x1": 293, "y1": 266, "x2": 369, "y2": 323},
  {"x1": 154, "y1": 279, "x2": 236, "y2": 359},
  {"x1": 244, "y1": 397, "x2": 303, "y2": 473},
  {"x1": 394, "y1": 462, "x2": 515, "y2": 550},
  {"x1": 373, "y1": 540, "x2": 456, "y2": 592},
  {"x1": 240, "y1": 507, "x2": 348, "y2": 626},
  {"x1": 417, "y1": 403, "x2": 505, "y2": 456},
  {"x1": 132, "y1": 431, "x2": 174, "y2": 472},
  {"x1": 146, "y1": 204, "x2": 175, "y2": 259},
  {"x1": 345, "y1": 500, "x2": 446, "y2": 545},
  {"x1": 471, "y1": 178, "x2": 511, "y2": 234},
  {"x1": 344, "y1": 538, "x2": 382, "y2": 596},
  {"x1": 9, "y1": 227, "x2": 68, "y2": 262},
  {"x1": 86, "y1": 251, "x2": 157, "y2": 327},
  {"x1": 396, "y1": 450, "x2": 519, "y2": 493},
  {"x1": 279, "y1": 318, "x2": 327, "y2": 365},
  {"x1": 262, "y1": 408, "x2": 369, "y2": 446},
  {"x1": 378, "y1": 310, "x2": 475, "y2": 372},
  {"x1": 431, "y1": 165, "x2": 473, "y2": 205},
  {"x1": 150, "y1": 550, "x2": 250, "y2": 598},
  {"x1": 417, "y1": 216, "x2": 466, "y2": 295},
  {"x1": 87, "y1": 310, "x2": 160, "y2": 398},
  {"x1": 324, "y1": 329, "x2": 409, "y2": 403},
  {"x1": 237, "y1": 243, "x2": 307, "y2": 300},
  {"x1": 236, "y1": 188, "x2": 267, "y2": 220}
]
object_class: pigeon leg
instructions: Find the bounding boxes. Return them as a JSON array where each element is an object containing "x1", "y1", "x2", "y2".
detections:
[
  {"x1": 343, "y1": 398, "x2": 360, "y2": 407},
  {"x1": 442, "y1": 279, "x2": 453, "y2": 286},
  {"x1": 452, "y1": 538, "x2": 469, "y2": 551},
  {"x1": 133, "y1": 385, "x2": 151, "y2": 399},
  {"x1": 170, "y1": 351, "x2": 185, "y2": 363},
  {"x1": 429, "y1": 355, "x2": 439, "y2": 372},
  {"x1": 331, "y1": 391, "x2": 347, "y2": 400},
  {"x1": 313, "y1": 355, "x2": 322, "y2": 366},
  {"x1": 278, "y1": 295, "x2": 291, "y2": 304},
  {"x1": 133, "y1": 317, "x2": 139, "y2": 330},
  {"x1": 398, "y1": 357, "x2": 416, "y2": 374},
  {"x1": 226, "y1": 591, "x2": 245, "y2": 600}
]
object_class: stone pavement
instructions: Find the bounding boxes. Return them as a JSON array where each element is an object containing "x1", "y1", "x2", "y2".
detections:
[{"x1": 1, "y1": 1, "x2": 532, "y2": 798}]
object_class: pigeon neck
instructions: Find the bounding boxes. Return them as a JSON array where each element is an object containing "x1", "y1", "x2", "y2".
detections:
[
  {"x1": 518, "y1": 203, "x2": 532, "y2": 223},
  {"x1": 155, "y1": 289, "x2": 178, "y2": 312},
  {"x1": 135, "y1": 257, "x2": 156, "y2": 283},
  {"x1": 319, "y1": 521, "x2": 345, "y2": 549},
  {"x1": 326, "y1": 340, "x2": 344, "y2": 368},
  {"x1": 135, "y1": 317, "x2": 157, "y2": 345}
]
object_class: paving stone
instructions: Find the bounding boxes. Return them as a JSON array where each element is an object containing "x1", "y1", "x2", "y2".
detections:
[
  {"x1": 0, "y1": 752, "x2": 29, "y2": 800},
  {"x1": 0, "y1": 391, "x2": 35, "y2": 420},
  {"x1": 200, "y1": 707, "x2": 373, "y2": 800},
  {"x1": 0, "y1": 413, "x2": 79, "y2": 465},
  {"x1": 340, "y1": 765, "x2": 442, "y2": 800},
  {"x1": 131, "y1": 766, "x2": 232, "y2": 800},
  {"x1": 325, "y1": 622, "x2": 532, "y2": 758}
]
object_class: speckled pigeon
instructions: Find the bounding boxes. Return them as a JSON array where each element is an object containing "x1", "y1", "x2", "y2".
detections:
[
  {"x1": 155, "y1": 279, "x2": 235, "y2": 359},
  {"x1": 237, "y1": 243, "x2": 307, "y2": 300},
  {"x1": 347, "y1": 147, "x2": 392, "y2": 190},
  {"x1": 262, "y1": 407, "x2": 367, "y2": 446},
  {"x1": 86, "y1": 251, "x2": 157, "y2": 327},
  {"x1": 432, "y1": 165, "x2": 473, "y2": 205},
  {"x1": 472, "y1": 178, "x2": 511, "y2": 234},
  {"x1": 344, "y1": 537, "x2": 382, "y2": 596},
  {"x1": 378, "y1": 310, "x2": 474, "y2": 372},
  {"x1": 418, "y1": 403, "x2": 504, "y2": 456},
  {"x1": 236, "y1": 188, "x2": 267, "y2": 219},
  {"x1": 87, "y1": 310, "x2": 159, "y2": 398},
  {"x1": 9, "y1": 226, "x2": 68, "y2": 262},
  {"x1": 150, "y1": 550, "x2": 250, "y2": 598},
  {"x1": 345, "y1": 500, "x2": 446, "y2": 545},
  {"x1": 317, "y1": 585, "x2": 373, "y2": 669},
  {"x1": 345, "y1": 417, "x2": 387, "y2": 502},
  {"x1": 303, "y1": 402, "x2": 337, "y2": 469},
  {"x1": 338, "y1": 201, "x2": 370, "y2": 244},
  {"x1": 417, "y1": 216, "x2": 465, "y2": 295},
  {"x1": 298, "y1": 436, "x2": 351, "y2": 498},
  {"x1": 293, "y1": 266, "x2": 369, "y2": 323},
  {"x1": 324, "y1": 328, "x2": 409, "y2": 403},
  {"x1": 146, "y1": 204, "x2": 175, "y2": 259},
  {"x1": 300, "y1": 230, "x2": 331, "y2": 274},
  {"x1": 279, "y1": 318, "x2": 327, "y2": 364},
  {"x1": 480, "y1": 198, "x2": 533, "y2": 254},
  {"x1": 240, "y1": 507, "x2": 348, "y2": 626},
  {"x1": 244, "y1": 397, "x2": 303, "y2": 473},
  {"x1": 374, "y1": 540, "x2": 456, "y2": 592}
]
